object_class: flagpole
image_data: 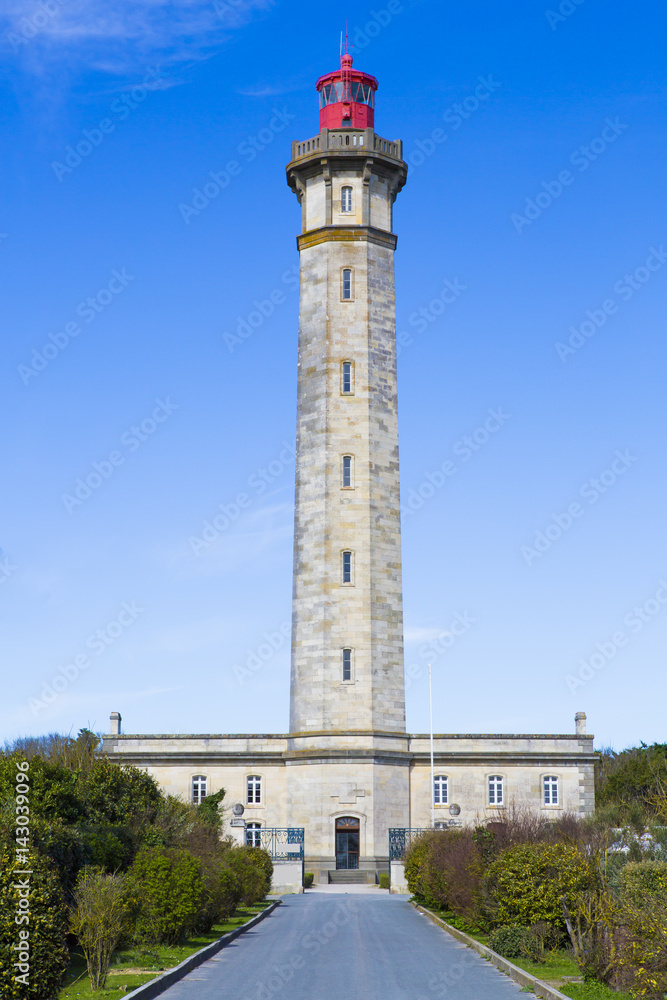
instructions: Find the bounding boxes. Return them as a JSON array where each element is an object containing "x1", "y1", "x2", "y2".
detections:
[{"x1": 429, "y1": 663, "x2": 435, "y2": 829}]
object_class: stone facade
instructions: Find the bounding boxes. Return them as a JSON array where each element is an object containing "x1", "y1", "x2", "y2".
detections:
[{"x1": 101, "y1": 113, "x2": 598, "y2": 886}]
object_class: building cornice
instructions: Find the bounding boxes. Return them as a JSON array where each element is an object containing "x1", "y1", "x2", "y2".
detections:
[{"x1": 296, "y1": 225, "x2": 397, "y2": 251}]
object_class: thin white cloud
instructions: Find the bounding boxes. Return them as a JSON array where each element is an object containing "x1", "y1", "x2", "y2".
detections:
[
  {"x1": 238, "y1": 77, "x2": 307, "y2": 98},
  {"x1": 404, "y1": 626, "x2": 443, "y2": 644},
  {"x1": 2, "y1": 0, "x2": 275, "y2": 77}
]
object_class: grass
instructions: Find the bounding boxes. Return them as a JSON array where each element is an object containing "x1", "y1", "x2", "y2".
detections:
[
  {"x1": 420, "y1": 907, "x2": 633, "y2": 1000},
  {"x1": 59, "y1": 902, "x2": 269, "y2": 999}
]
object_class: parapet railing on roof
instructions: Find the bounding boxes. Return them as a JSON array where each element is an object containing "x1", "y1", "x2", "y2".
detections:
[{"x1": 290, "y1": 130, "x2": 403, "y2": 162}]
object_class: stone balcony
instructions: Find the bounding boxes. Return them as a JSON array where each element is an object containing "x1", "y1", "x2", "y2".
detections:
[{"x1": 290, "y1": 128, "x2": 403, "y2": 163}]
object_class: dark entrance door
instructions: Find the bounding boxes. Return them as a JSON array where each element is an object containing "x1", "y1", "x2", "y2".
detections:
[{"x1": 335, "y1": 816, "x2": 360, "y2": 869}]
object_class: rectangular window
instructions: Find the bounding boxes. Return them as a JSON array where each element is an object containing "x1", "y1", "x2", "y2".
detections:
[
  {"x1": 246, "y1": 822, "x2": 262, "y2": 847},
  {"x1": 342, "y1": 550, "x2": 352, "y2": 584},
  {"x1": 488, "y1": 775, "x2": 503, "y2": 805},
  {"x1": 341, "y1": 186, "x2": 352, "y2": 212},
  {"x1": 544, "y1": 776, "x2": 559, "y2": 806},
  {"x1": 342, "y1": 361, "x2": 353, "y2": 394},
  {"x1": 247, "y1": 775, "x2": 262, "y2": 805},
  {"x1": 342, "y1": 268, "x2": 352, "y2": 300},
  {"x1": 342, "y1": 455, "x2": 352, "y2": 488},
  {"x1": 192, "y1": 775, "x2": 207, "y2": 805},
  {"x1": 434, "y1": 775, "x2": 448, "y2": 805},
  {"x1": 342, "y1": 648, "x2": 352, "y2": 681}
]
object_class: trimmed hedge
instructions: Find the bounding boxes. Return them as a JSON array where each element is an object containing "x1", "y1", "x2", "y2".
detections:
[
  {"x1": 486, "y1": 842, "x2": 593, "y2": 929},
  {"x1": 125, "y1": 846, "x2": 204, "y2": 945}
]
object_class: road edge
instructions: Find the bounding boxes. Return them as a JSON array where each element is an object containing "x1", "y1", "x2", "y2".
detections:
[
  {"x1": 412, "y1": 902, "x2": 573, "y2": 1000},
  {"x1": 122, "y1": 900, "x2": 282, "y2": 1000}
]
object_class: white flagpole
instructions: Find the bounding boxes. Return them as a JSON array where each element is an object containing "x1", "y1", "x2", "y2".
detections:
[{"x1": 429, "y1": 663, "x2": 435, "y2": 829}]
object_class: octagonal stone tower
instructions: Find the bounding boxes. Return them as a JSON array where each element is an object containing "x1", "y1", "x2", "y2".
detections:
[{"x1": 286, "y1": 54, "x2": 408, "y2": 736}]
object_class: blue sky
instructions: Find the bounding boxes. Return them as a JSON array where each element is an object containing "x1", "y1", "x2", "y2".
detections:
[{"x1": 1, "y1": 0, "x2": 665, "y2": 749}]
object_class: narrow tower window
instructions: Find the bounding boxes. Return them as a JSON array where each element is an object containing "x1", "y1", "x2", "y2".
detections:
[
  {"x1": 192, "y1": 775, "x2": 207, "y2": 804},
  {"x1": 342, "y1": 268, "x2": 353, "y2": 300},
  {"x1": 342, "y1": 648, "x2": 352, "y2": 681},
  {"x1": 341, "y1": 361, "x2": 353, "y2": 394},
  {"x1": 543, "y1": 775, "x2": 559, "y2": 805},
  {"x1": 247, "y1": 774, "x2": 262, "y2": 804},
  {"x1": 342, "y1": 455, "x2": 353, "y2": 488},
  {"x1": 488, "y1": 775, "x2": 504, "y2": 806},
  {"x1": 341, "y1": 186, "x2": 353, "y2": 212},
  {"x1": 342, "y1": 550, "x2": 352, "y2": 584},
  {"x1": 433, "y1": 775, "x2": 448, "y2": 805}
]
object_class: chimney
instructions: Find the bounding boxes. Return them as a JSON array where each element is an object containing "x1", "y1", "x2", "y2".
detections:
[
  {"x1": 109, "y1": 711, "x2": 122, "y2": 735},
  {"x1": 575, "y1": 712, "x2": 586, "y2": 736}
]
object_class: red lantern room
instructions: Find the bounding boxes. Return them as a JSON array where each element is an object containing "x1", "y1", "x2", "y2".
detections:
[{"x1": 316, "y1": 53, "x2": 378, "y2": 130}]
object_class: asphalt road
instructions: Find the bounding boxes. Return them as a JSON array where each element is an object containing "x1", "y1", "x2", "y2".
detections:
[{"x1": 157, "y1": 892, "x2": 524, "y2": 1000}]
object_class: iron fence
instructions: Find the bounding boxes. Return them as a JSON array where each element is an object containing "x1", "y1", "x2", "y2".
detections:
[
  {"x1": 249, "y1": 827, "x2": 305, "y2": 861},
  {"x1": 388, "y1": 828, "x2": 424, "y2": 860}
]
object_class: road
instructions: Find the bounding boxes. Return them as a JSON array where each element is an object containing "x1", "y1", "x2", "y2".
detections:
[{"x1": 157, "y1": 891, "x2": 525, "y2": 1000}]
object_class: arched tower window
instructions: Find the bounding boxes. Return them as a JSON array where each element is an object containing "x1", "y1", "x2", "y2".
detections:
[
  {"x1": 342, "y1": 550, "x2": 353, "y2": 584},
  {"x1": 341, "y1": 186, "x2": 353, "y2": 212},
  {"x1": 342, "y1": 455, "x2": 353, "y2": 488},
  {"x1": 342, "y1": 648, "x2": 352, "y2": 681},
  {"x1": 341, "y1": 268, "x2": 353, "y2": 300},
  {"x1": 341, "y1": 361, "x2": 354, "y2": 394}
]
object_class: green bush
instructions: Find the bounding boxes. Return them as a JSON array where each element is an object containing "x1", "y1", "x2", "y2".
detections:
[
  {"x1": 486, "y1": 843, "x2": 593, "y2": 929},
  {"x1": 404, "y1": 831, "x2": 440, "y2": 901},
  {"x1": 69, "y1": 868, "x2": 127, "y2": 990},
  {"x1": 488, "y1": 925, "x2": 531, "y2": 959},
  {"x1": 620, "y1": 859, "x2": 667, "y2": 907},
  {"x1": 0, "y1": 843, "x2": 69, "y2": 1000},
  {"x1": 125, "y1": 847, "x2": 204, "y2": 945},
  {"x1": 196, "y1": 857, "x2": 243, "y2": 932},
  {"x1": 222, "y1": 847, "x2": 271, "y2": 906},
  {"x1": 304, "y1": 872, "x2": 314, "y2": 888},
  {"x1": 379, "y1": 873, "x2": 390, "y2": 889}
]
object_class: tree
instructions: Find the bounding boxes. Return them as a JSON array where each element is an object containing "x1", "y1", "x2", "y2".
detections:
[{"x1": 69, "y1": 869, "x2": 127, "y2": 990}]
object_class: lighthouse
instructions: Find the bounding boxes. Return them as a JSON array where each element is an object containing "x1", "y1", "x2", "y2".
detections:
[
  {"x1": 284, "y1": 52, "x2": 411, "y2": 875},
  {"x1": 102, "y1": 53, "x2": 597, "y2": 890},
  {"x1": 286, "y1": 54, "x2": 408, "y2": 736}
]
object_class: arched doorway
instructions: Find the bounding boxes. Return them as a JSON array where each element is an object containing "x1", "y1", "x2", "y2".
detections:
[{"x1": 335, "y1": 816, "x2": 360, "y2": 869}]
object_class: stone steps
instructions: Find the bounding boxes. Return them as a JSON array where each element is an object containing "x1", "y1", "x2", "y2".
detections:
[{"x1": 328, "y1": 870, "x2": 375, "y2": 884}]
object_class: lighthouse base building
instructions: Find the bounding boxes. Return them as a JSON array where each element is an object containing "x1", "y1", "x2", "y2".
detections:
[{"x1": 102, "y1": 54, "x2": 596, "y2": 886}]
